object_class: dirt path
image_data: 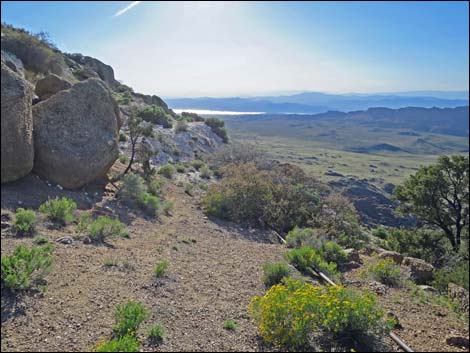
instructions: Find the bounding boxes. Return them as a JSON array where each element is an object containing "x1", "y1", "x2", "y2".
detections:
[{"x1": 1, "y1": 183, "x2": 286, "y2": 352}]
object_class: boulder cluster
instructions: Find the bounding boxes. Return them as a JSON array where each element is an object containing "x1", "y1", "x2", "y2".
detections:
[{"x1": 1, "y1": 50, "x2": 120, "y2": 188}]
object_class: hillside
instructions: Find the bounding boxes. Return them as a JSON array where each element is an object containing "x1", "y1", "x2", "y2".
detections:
[{"x1": 1, "y1": 23, "x2": 469, "y2": 353}]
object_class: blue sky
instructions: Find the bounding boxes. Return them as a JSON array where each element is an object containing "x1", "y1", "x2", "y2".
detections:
[{"x1": 1, "y1": 1, "x2": 468, "y2": 97}]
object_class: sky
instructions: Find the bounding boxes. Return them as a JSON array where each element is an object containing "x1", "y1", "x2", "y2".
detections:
[{"x1": 1, "y1": 1, "x2": 469, "y2": 98}]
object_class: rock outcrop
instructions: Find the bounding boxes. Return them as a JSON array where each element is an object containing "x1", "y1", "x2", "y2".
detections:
[
  {"x1": 35, "y1": 74, "x2": 72, "y2": 100},
  {"x1": 1, "y1": 50, "x2": 25, "y2": 77},
  {"x1": 1, "y1": 58, "x2": 34, "y2": 183},
  {"x1": 66, "y1": 53, "x2": 118, "y2": 87},
  {"x1": 32, "y1": 78, "x2": 120, "y2": 189},
  {"x1": 403, "y1": 256, "x2": 434, "y2": 284},
  {"x1": 377, "y1": 250, "x2": 404, "y2": 265}
]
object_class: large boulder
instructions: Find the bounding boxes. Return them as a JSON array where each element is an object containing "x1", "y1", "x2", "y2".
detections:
[
  {"x1": 448, "y1": 283, "x2": 469, "y2": 313},
  {"x1": 403, "y1": 256, "x2": 434, "y2": 284},
  {"x1": 35, "y1": 74, "x2": 72, "y2": 100},
  {"x1": 32, "y1": 78, "x2": 119, "y2": 188},
  {"x1": 1, "y1": 60, "x2": 34, "y2": 183}
]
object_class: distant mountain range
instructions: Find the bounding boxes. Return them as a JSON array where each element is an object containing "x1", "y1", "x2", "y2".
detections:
[{"x1": 166, "y1": 91, "x2": 469, "y2": 114}]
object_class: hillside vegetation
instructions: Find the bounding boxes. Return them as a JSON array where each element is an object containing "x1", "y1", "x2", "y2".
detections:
[{"x1": 1, "y1": 23, "x2": 469, "y2": 353}]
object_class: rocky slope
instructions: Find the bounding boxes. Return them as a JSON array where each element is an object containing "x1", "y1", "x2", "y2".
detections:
[{"x1": 1, "y1": 24, "x2": 224, "y2": 189}]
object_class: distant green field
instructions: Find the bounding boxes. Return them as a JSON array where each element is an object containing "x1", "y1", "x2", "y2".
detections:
[{"x1": 216, "y1": 114, "x2": 468, "y2": 186}]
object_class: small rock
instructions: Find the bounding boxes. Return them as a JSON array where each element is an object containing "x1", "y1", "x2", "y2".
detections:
[
  {"x1": 83, "y1": 237, "x2": 92, "y2": 244},
  {"x1": 56, "y1": 236, "x2": 73, "y2": 244},
  {"x1": 446, "y1": 335, "x2": 469, "y2": 348},
  {"x1": 418, "y1": 285, "x2": 437, "y2": 293}
]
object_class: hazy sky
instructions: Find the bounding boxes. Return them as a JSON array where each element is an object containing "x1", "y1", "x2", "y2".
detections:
[{"x1": 1, "y1": 1, "x2": 469, "y2": 97}]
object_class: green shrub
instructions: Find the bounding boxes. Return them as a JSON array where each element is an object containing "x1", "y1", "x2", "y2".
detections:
[
  {"x1": 249, "y1": 278, "x2": 387, "y2": 350},
  {"x1": 385, "y1": 228, "x2": 450, "y2": 266},
  {"x1": 190, "y1": 159, "x2": 205, "y2": 170},
  {"x1": 39, "y1": 197, "x2": 77, "y2": 225},
  {"x1": 160, "y1": 201, "x2": 173, "y2": 215},
  {"x1": 432, "y1": 261, "x2": 469, "y2": 292},
  {"x1": 113, "y1": 301, "x2": 150, "y2": 338},
  {"x1": 362, "y1": 258, "x2": 401, "y2": 286},
  {"x1": 372, "y1": 226, "x2": 388, "y2": 239},
  {"x1": 88, "y1": 217, "x2": 128, "y2": 242},
  {"x1": 94, "y1": 335, "x2": 139, "y2": 352},
  {"x1": 147, "y1": 324, "x2": 165, "y2": 344},
  {"x1": 119, "y1": 154, "x2": 129, "y2": 164},
  {"x1": 119, "y1": 173, "x2": 160, "y2": 215},
  {"x1": 153, "y1": 261, "x2": 169, "y2": 278},
  {"x1": 181, "y1": 111, "x2": 204, "y2": 122},
  {"x1": 205, "y1": 118, "x2": 229, "y2": 143},
  {"x1": 262, "y1": 262, "x2": 291, "y2": 287},
  {"x1": 1, "y1": 244, "x2": 53, "y2": 291},
  {"x1": 319, "y1": 241, "x2": 348, "y2": 265},
  {"x1": 175, "y1": 163, "x2": 186, "y2": 173},
  {"x1": 33, "y1": 235, "x2": 49, "y2": 245},
  {"x1": 147, "y1": 178, "x2": 164, "y2": 196},
  {"x1": 285, "y1": 227, "x2": 319, "y2": 248},
  {"x1": 119, "y1": 132, "x2": 127, "y2": 142},
  {"x1": 223, "y1": 319, "x2": 237, "y2": 331},
  {"x1": 158, "y1": 164, "x2": 175, "y2": 179},
  {"x1": 76, "y1": 211, "x2": 92, "y2": 233},
  {"x1": 119, "y1": 173, "x2": 147, "y2": 205},
  {"x1": 184, "y1": 183, "x2": 194, "y2": 196},
  {"x1": 137, "y1": 105, "x2": 172, "y2": 128},
  {"x1": 94, "y1": 335, "x2": 140, "y2": 352},
  {"x1": 199, "y1": 165, "x2": 212, "y2": 179},
  {"x1": 203, "y1": 163, "x2": 319, "y2": 233},
  {"x1": 138, "y1": 192, "x2": 160, "y2": 215},
  {"x1": 286, "y1": 246, "x2": 338, "y2": 280},
  {"x1": 13, "y1": 208, "x2": 37, "y2": 236}
]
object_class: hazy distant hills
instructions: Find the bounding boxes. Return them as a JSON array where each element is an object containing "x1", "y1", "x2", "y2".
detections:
[{"x1": 166, "y1": 91, "x2": 469, "y2": 114}]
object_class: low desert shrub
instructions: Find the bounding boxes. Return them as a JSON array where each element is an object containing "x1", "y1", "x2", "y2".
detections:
[
  {"x1": 223, "y1": 319, "x2": 237, "y2": 331},
  {"x1": 94, "y1": 335, "x2": 140, "y2": 352},
  {"x1": 1, "y1": 244, "x2": 53, "y2": 291},
  {"x1": 175, "y1": 163, "x2": 186, "y2": 173},
  {"x1": 432, "y1": 261, "x2": 469, "y2": 293},
  {"x1": 153, "y1": 261, "x2": 169, "y2": 278},
  {"x1": 158, "y1": 164, "x2": 175, "y2": 179},
  {"x1": 147, "y1": 324, "x2": 165, "y2": 344},
  {"x1": 39, "y1": 197, "x2": 77, "y2": 225},
  {"x1": 205, "y1": 117, "x2": 229, "y2": 143},
  {"x1": 184, "y1": 183, "x2": 194, "y2": 196},
  {"x1": 113, "y1": 300, "x2": 150, "y2": 337},
  {"x1": 137, "y1": 105, "x2": 172, "y2": 128},
  {"x1": 190, "y1": 159, "x2": 205, "y2": 170},
  {"x1": 199, "y1": 165, "x2": 212, "y2": 179},
  {"x1": 87, "y1": 217, "x2": 128, "y2": 242},
  {"x1": 362, "y1": 258, "x2": 401, "y2": 286},
  {"x1": 249, "y1": 278, "x2": 387, "y2": 350},
  {"x1": 262, "y1": 262, "x2": 291, "y2": 287},
  {"x1": 286, "y1": 246, "x2": 339, "y2": 280},
  {"x1": 13, "y1": 208, "x2": 37, "y2": 236},
  {"x1": 174, "y1": 120, "x2": 188, "y2": 133},
  {"x1": 203, "y1": 162, "x2": 319, "y2": 233}
]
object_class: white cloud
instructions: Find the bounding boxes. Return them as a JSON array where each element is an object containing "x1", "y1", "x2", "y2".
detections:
[{"x1": 114, "y1": 1, "x2": 141, "y2": 17}]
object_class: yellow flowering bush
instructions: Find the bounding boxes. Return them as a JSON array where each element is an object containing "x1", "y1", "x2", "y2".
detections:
[
  {"x1": 249, "y1": 278, "x2": 387, "y2": 350},
  {"x1": 362, "y1": 258, "x2": 401, "y2": 286}
]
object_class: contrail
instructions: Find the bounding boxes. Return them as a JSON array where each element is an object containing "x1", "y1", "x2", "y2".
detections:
[{"x1": 114, "y1": 1, "x2": 141, "y2": 17}]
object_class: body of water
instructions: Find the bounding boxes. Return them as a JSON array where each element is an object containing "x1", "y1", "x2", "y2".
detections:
[{"x1": 173, "y1": 109, "x2": 265, "y2": 115}]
